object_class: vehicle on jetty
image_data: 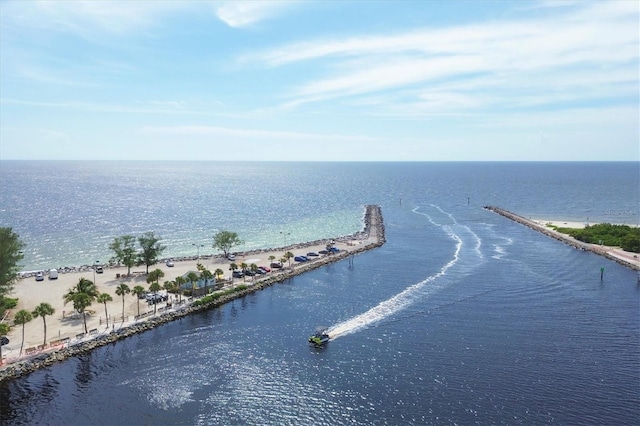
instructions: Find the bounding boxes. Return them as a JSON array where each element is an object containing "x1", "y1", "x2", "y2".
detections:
[{"x1": 308, "y1": 327, "x2": 330, "y2": 347}]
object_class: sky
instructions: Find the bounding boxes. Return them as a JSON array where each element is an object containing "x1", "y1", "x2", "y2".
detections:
[{"x1": 0, "y1": 0, "x2": 638, "y2": 161}]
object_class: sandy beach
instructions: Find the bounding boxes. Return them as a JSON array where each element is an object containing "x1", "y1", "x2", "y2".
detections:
[
  {"x1": 485, "y1": 207, "x2": 640, "y2": 270},
  {"x1": 2, "y1": 235, "x2": 376, "y2": 365}
]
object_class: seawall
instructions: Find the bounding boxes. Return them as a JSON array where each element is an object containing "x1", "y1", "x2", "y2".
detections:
[
  {"x1": 0, "y1": 205, "x2": 386, "y2": 382},
  {"x1": 484, "y1": 206, "x2": 639, "y2": 271}
]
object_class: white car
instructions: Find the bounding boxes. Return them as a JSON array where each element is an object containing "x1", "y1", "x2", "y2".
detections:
[
  {"x1": 166, "y1": 260, "x2": 174, "y2": 267},
  {"x1": 35, "y1": 272, "x2": 44, "y2": 281},
  {"x1": 227, "y1": 254, "x2": 236, "y2": 261}
]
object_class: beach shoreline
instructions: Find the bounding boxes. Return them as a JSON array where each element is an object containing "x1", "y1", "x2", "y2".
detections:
[
  {"x1": 484, "y1": 206, "x2": 640, "y2": 271},
  {"x1": 0, "y1": 205, "x2": 385, "y2": 381}
]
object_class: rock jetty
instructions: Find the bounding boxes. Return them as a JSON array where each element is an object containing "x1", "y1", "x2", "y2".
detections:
[
  {"x1": 484, "y1": 206, "x2": 639, "y2": 271},
  {"x1": 0, "y1": 205, "x2": 386, "y2": 382}
]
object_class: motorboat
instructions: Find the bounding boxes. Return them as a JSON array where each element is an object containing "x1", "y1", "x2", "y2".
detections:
[{"x1": 308, "y1": 327, "x2": 330, "y2": 347}]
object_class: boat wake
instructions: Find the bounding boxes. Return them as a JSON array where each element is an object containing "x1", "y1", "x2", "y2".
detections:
[{"x1": 328, "y1": 205, "x2": 481, "y2": 340}]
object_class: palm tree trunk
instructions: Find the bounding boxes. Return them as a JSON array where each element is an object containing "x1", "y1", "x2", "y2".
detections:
[
  {"x1": 42, "y1": 317, "x2": 47, "y2": 346},
  {"x1": 104, "y1": 303, "x2": 109, "y2": 327},
  {"x1": 121, "y1": 297, "x2": 125, "y2": 322},
  {"x1": 136, "y1": 299, "x2": 140, "y2": 317},
  {"x1": 20, "y1": 325, "x2": 25, "y2": 356},
  {"x1": 83, "y1": 312, "x2": 88, "y2": 334}
]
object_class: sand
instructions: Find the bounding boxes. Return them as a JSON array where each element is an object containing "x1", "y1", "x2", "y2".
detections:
[{"x1": 2, "y1": 238, "x2": 372, "y2": 364}]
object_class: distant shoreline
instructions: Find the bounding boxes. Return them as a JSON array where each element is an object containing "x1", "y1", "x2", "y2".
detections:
[{"x1": 484, "y1": 206, "x2": 639, "y2": 271}]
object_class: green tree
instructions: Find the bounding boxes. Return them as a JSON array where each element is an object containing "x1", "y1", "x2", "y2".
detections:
[
  {"x1": 268, "y1": 255, "x2": 276, "y2": 265},
  {"x1": 229, "y1": 263, "x2": 238, "y2": 280},
  {"x1": 186, "y1": 272, "x2": 199, "y2": 298},
  {"x1": 63, "y1": 278, "x2": 98, "y2": 335},
  {"x1": 214, "y1": 268, "x2": 224, "y2": 282},
  {"x1": 148, "y1": 282, "x2": 161, "y2": 315},
  {"x1": 138, "y1": 232, "x2": 166, "y2": 274},
  {"x1": 197, "y1": 263, "x2": 213, "y2": 296},
  {"x1": 284, "y1": 251, "x2": 294, "y2": 268},
  {"x1": 0, "y1": 228, "x2": 25, "y2": 301},
  {"x1": 250, "y1": 264, "x2": 259, "y2": 282},
  {"x1": 146, "y1": 268, "x2": 165, "y2": 286},
  {"x1": 132, "y1": 285, "x2": 146, "y2": 317},
  {"x1": 32, "y1": 302, "x2": 55, "y2": 347},
  {"x1": 109, "y1": 235, "x2": 137, "y2": 275},
  {"x1": 212, "y1": 231, "x2": 243, "y2": 257},
  {"x1": 174, "y1": 276, "x2": 185, "y2": 303},
  {"x1": 96, "y1": 293, "x2": 113, "y2": 328},
  {"x1": 63, "y1": 278, "x2": 98, "y2": 306},
  {"x1": 240, "y1": 263, "x2": 248, "y2": 283},
  {"x1": 14, "y1": 309, "x2": 32, "y2": 356},
  {"x1": 72, "y1": 293, "x2": 92, "y2": 335},
  {"x1": 115, "y1": 283, "x2": 131, "y2": 322},
  {"x1": 0, "y1": 323, "x2": 10, "y2": 365}
]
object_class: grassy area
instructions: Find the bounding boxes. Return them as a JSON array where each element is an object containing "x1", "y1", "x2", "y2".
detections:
[{"x1": 548, "y1": 223, "x2": 640, "y2": 253}]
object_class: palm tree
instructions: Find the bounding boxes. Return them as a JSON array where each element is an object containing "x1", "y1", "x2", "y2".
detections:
[
  {"x1": 72, "y1": 293, "x2": 92, "y2": 334},
  {"x1": 250, "y1": 263, "x2": 258, "y2": 282},
  {"x1": 186, "y1": 272, "x2": 199, "y2": 298},
  {"x1": 0, "y1": 323, "x2": 10, "y2": 365},
  {"x1": 198, "y1": 266, "x2": 213, "y2": 296},
  {"x1": 63, "y1": 278, "x2": 98, "y2": 336},
  {"x1": 148, "y1": 282, "x2": 161, "y2": 314},
  {"x1": 214, "y1": 268, "x2": 224, "y2": 282},
  {"x1": 115, "y1": 283, "x2": 131, "y2": 322},
  {"x1": 146, "y1": 268, "x2": 165, "y2": 287},
  {"x1": 284, "y1": 251, "x2": 294, "y2": 268},
  {"x1": 32, "y1": 303, "x2": 55, "y2": 347},
  {"x1": 96, "y1": 293, "x2": 113, "y2": 328},
  {"x1": 63, "y1": 277, "x2": 98, "y2": 306},
  {"x1": 229, "y1": 263, "x2": 238, "y2": 280},
  {"x1": 132, "y1": 285, "x2": 146, "y2": 317},
  {"x1": 268, "y1": 255, "x2": 276, "y2": 265},
  {"x1": 13, "y1": 309, "x2": 32, "y2": 356},
  {"x1": 174, "y1": 276, "x2": 185, "y2": 303},
  {"x1": 240, "y1": 263, "x2": 248, "y2": 283}
]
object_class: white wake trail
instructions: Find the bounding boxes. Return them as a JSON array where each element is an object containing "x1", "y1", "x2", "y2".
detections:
[{"x1": 328, "y1": 206, "x2": 464, "y2": 339}]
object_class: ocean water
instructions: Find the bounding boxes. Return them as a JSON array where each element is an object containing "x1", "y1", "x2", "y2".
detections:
[{"x1": 0, "y1": 161, "x2": 638, "y2": 425}]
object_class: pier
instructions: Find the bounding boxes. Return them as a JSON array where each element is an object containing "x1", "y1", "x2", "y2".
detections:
[{"x1": 484, "y1": 206, "x2": 639, "y2": 271}]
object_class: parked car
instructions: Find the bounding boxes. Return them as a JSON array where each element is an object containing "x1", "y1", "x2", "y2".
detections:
[
  {"x1": 146, "y1": 293, "x2": 167, "y2": 304},
  {"x1": 166, "y1": 260, "x2": 174, "y2": 267},
  {"x1": 49, "y1": 269, "x2": 58, "y2": 280},
  {"x1": 307, "y1": 252, "x2": 319, "y2": 257},
  {"x1": 95, "y1": 266, "x2": 103, "y2": 274},
  {"x1": 318, "y1": 250, "x2": 329, "y2": 255},
  {"x1": 329, "y1": 247, "x2": 340, "y2": 253},
  {"x1": 35, "y1": 272, "x2": 44, "y2": 281},
  {"x1": 259, "y1": 266, "x2": 270, "y2": 273},
  {"x1": 294, "y1": 256, "x2": 308, "y2": 262},
  {"x1": 0, "y1": 336, "x2": 8, "y2": 346},
  {"x1": 270, "y1": 262, "x2": 282, "y2": 269},
  {"x1": 232, "y1": 270, "x2": 244, "y2": 278},
  {"x1": 227, "y1": 254, "x2": 236, "y2": 261},
  {"x1": 243, "y1": 269, "x2": 255, "y2": 276}
]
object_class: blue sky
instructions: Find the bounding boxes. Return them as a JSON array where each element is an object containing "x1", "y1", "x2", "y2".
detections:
[{"x1": 1, "y1": 0, "x2": 638, "y2": 161}]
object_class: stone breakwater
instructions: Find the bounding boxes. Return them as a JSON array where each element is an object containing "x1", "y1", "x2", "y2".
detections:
[
  {"x1": 0, "y1": 205, "x2": 386, "y2": 382},
  {"x1": 484, "y1": 206, "x2": 639, "y2": 271},
  {"x1": 19, "y1": 205, "x2": 381, "y2": 279}
]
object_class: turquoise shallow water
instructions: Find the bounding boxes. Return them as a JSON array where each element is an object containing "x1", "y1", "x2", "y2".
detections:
[{"x1": 0, "y1": 161, "x2": 638, "y2": 424}]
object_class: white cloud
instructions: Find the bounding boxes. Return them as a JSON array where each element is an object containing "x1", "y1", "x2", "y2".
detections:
[
  {"x1": 248, "y1": 1, "x2": 638, "y2": 111},
  {"x1": 214, "y1": 1, "x2": 298, "y2": 28}
]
